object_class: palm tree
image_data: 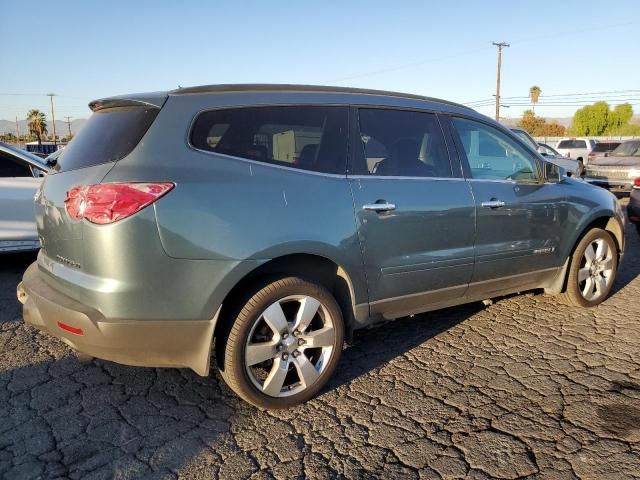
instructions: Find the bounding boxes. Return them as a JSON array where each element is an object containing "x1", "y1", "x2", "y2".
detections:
[
  {"x1": 529, "y1": 86, "x2": 542, "y2": 113},
  {"x1": 26, "y1": 109, "x2": 48, "y2": 145}
]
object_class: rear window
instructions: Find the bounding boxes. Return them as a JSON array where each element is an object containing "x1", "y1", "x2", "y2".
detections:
[
  {"x1": 190, "y1": 106, "x2": 348, "y2": 174},
  {"x1": 55, "y1": 107, "x2": 158, "y2": 172},
  {"x1": 592, "y1": 142, "x2": 620, "y2": 153},
  {"x1": 557, "y1": 140, "x2": 587, "y2": 149}
]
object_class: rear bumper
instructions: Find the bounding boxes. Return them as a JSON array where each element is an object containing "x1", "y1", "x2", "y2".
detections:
[{"x1": 18, "y1": 262, "x2": 220, "y2": 376}]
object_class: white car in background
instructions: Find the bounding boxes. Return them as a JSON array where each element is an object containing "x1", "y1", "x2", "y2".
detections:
[
  {"x1": 0, "y1": 143, "x2": 50, "y2": 253},
  {"x1": 555, "y1": 138, "x2": 598, "y2": 164}
]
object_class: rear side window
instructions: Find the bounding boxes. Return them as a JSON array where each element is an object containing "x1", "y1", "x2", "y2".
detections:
[
  {"x1": 56, "y1": 107, "x2": 158, "y2": 172},
  {"x1": 557, "y1": 140, "x2": 587, "y2": 149},
  {"x1": 190, "y1": 106, "x2": 348, "y2": 174},
  {"x1": 354, "y1": 108, "x2": 452, "y2": 177}
]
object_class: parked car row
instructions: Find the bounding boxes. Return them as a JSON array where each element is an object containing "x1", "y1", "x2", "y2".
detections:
[
  {"x1": 13, "y1": 84, "x2": 627, "y2": 408},
  {"x1": 583, "y1": 140, "x2": 640, "y2": 190}
]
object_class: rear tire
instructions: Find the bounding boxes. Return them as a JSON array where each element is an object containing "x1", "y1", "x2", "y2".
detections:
[
  {"x1": 218, "y1": 277, "x2": 344, "y2": 409},
  {"x1": 561, "y1": 228, "x2": 617, "y2": 307}
]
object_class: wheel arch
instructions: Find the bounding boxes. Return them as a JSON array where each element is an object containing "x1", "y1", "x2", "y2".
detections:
[
  {"x1": 214, "y1": 253, "x2": 364, "y2": 350},
  {"x1": 551, "y1": 213, "x2": 622, "y2": 295}
]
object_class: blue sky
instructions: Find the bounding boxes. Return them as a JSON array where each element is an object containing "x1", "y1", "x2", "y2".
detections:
[{"x1": 2, "y1": 0, "x2": 639, "y2": 122}]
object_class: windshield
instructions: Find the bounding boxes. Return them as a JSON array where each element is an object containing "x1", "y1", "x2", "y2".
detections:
[
  {"x1": 0, "y1": 142, "x2": 46, "y2": 165},
  {"x1": 611, "y1": 141, "x2": 640, "y2": 157},
  {"x1": 540, "y1": 144, "x2": 560, "y2": 156},
  {"x1": 512, "y1": 129, "x2": 538, "y2": 150}
]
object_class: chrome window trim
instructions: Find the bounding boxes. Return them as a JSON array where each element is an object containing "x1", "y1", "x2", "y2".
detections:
[{"x1": 347, "y1": 175, "x2": 466, "y2": 181}]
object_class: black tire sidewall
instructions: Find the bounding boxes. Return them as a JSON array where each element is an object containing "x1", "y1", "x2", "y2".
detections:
[{"x1": 221, "y1": 277, "x2": 344, "y2": 409}]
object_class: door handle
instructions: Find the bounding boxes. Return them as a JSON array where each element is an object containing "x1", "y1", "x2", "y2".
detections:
[
  {"x1": 363, "y1": 202, "x2": 396, "y2": 212},
  {"x1": 481, "y1": 200, "x2": 506, "y2": 208}
]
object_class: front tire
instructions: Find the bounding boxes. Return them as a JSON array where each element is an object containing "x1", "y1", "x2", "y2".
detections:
[
  {"x1": 218, "y1": 277, "x2": 344, "y2": 409},
  {"x1": 562, "y1": 228, "x2": 618, "y2": 307}
]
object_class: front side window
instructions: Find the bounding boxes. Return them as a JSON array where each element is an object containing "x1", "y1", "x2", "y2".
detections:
[
  {"x1": 354, "y1": 108, "x2": 452, "y2": 177},
  {"x1": 452, "y1": 117, "x2": 539, "y2": 182},
  {"x1": 190, "y1": 106, "x2": 348, "y2": 174}
]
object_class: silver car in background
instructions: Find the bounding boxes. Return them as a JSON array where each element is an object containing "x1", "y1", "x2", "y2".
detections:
[
  {"x1": 584, "y1": 140, "x2": 640, "y2": 190},
  {"x1": 0, "y1": 143, "x2": 50, "y2": 252},
  {"x1": 510, "y1": 128, "x2": 579, "y2": 174}
]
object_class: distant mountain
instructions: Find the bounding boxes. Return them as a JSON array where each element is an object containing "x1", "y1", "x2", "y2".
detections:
[{"x1": 0, "y1": 118, "x2": 87, "y2": 137}]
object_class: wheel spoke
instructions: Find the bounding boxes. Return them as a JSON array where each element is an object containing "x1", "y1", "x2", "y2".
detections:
[
  {"x1": 246, "y1": 340, "x2": 279, "y2": 366},
  {"x1": 292, "y1": 353, "x2": 319, "y2": 387},
  {"x1": 293, "y1": 296, "x2": 320, "y2": 332},
  {"x1": 595, "y1": 239, "x2": 608, "y2": 261},
  {"x1": 584, "y1": 243, "x2": 596, "y2": 262},
  {"x1": 578, "y1": 267, "x2": 590, "y2": 283},
  {"x1": 262, "y1": 302, "x2": 289, "y2": 336},
  {"x1": 594, "y1": 275, "x2": 606, "y2": 296},
  {"x1": 262, "y1": 357, "x2": 289, "y2": 396},
  {"x1": 601, "y1": 256, "x2": 614, "y2": 272},
  {"x1": 582, "y1": 277, "x2": 595, "y2": 299},
  {"x1": 301, "y1": 326, "x2": 334, "y2": 349}
]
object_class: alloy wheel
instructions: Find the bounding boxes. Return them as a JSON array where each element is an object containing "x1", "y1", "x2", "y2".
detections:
[
  {"x1": 578, "y1": 238, "x2": 614, "y2": 301},
  {"x1": 244, "y1": 295, "x2": 335, "y2": 397}
]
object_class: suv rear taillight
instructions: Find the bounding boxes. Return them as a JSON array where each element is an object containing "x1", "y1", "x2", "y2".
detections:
[
  {"x1": 634, "y1": 178, "x2": 640, "y2": 190},
  {"x1": 64, "y1": 182, "x2": 174, "y2": 225}
]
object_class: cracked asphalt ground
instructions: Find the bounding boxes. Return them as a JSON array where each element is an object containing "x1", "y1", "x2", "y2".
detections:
[{"x1": 1, "y1": 211, "x2": 639, "y2": 479}]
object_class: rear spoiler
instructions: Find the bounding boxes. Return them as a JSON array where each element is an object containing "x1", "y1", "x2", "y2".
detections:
[{"x1": 89, "y1": 92, "x2": 168, "y2": 112}]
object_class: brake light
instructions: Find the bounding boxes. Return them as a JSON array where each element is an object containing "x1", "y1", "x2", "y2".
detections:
[
  {"x1": 65, "y1": 182, "x2": 174, "y2": 224},
  {"x1": 634, "y1": 178, "x2": 640, "y2": 189}
]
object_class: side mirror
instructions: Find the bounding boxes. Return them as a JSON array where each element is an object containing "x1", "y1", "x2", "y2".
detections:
[{"x1": 544, "y1": 161, "x2": 562, "y2": 182}]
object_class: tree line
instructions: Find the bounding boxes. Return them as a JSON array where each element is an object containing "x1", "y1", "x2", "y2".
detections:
[{"x1": 516, "y1": 86, "x2": 640, "y2": 137}]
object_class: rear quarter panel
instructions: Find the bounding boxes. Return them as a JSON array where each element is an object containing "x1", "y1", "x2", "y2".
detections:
[{"x1": 100, "y1": 94, "x2": 368, "y2": 306}]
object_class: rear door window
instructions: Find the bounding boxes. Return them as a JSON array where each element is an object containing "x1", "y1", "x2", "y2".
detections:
[
  {"x1": 190, "y1": 106, "x2": 348, "y2": 174},
  {"x1": 353, "y1": 108, "x2": 452, "y2": 177},
  {"x1": 55, "y1": 107, "x2": 159, "y2": 172}
]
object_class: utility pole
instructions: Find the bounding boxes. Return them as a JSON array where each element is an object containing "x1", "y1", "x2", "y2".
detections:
[
  {"x1": 64, "y1": 116, "x2": 73, "y2": 139},
  {"x1": 47, "y1": 93, "x2": 57, "y2": 145},
  {"x1": 15, "y1": 116, "x2": 20, "y2": 143},
  {"x1": 492, "y1": 42, "x2": 509, "y2": 121}
]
